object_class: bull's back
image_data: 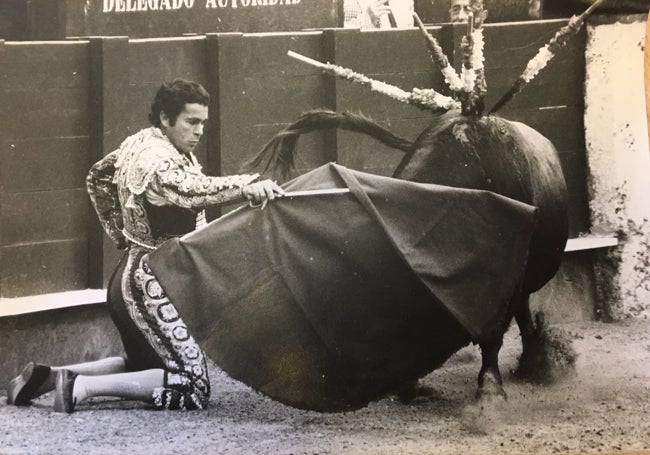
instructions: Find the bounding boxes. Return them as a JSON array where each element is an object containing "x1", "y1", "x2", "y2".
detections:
[{"x1": 394, "y1": 112, "x2": 568, "y2": 292}]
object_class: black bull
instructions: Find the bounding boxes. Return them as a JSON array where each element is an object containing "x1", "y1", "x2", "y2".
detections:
[{"x1": 245, "y1": 108, "x2": 569, "y2": 400}]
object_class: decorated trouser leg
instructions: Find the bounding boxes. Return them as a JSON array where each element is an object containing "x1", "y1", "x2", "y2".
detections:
[{"x1": 123, "y1": 247, "x2": 211, "y2": 410}]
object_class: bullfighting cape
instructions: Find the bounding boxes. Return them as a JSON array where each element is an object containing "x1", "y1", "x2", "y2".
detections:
[{"x1": 148, "y1": 163, "x2": 537, "y2": 412}]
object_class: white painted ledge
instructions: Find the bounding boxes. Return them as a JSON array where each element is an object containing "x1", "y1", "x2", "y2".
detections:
[
  {"x1": 0, "y1": 289, "x2": 106, "y2": 317},
  {"x1": 564, "y1": 236, "x2": 618, "y2": 252}
]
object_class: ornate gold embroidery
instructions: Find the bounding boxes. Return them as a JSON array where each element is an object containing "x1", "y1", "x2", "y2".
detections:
[
  {"x1": 86, "y1": 151, "x2": 127, "y2": 249},
  {"x1": 102, "y1": 127, "x2": 259, "y2": 248}
]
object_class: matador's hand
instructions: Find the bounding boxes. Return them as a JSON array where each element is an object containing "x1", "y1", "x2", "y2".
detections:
[{"x1": 242, "y1": 179, "x2": 285, "y2": 206}]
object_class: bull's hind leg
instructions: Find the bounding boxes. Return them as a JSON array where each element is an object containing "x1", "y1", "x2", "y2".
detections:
[
  {"x1": 513, "y1": 293, "x2": 544, "y2": 380},
  {"x1": 514, "y1": 294, "x2": 577, "y2": 383}
]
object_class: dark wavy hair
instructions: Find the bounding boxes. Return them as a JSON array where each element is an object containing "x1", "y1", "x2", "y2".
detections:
[{"x1": 148, "y1": 79, "x2": 210, "y2": 127}]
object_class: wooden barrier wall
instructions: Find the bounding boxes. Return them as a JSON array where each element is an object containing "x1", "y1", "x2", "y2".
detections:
[
  {"x1": 0, "y1": 19, "x2": 589, "y2": 298},
  {"x1": 0, "y1": 40, "x2": 91, "y2": 298}
]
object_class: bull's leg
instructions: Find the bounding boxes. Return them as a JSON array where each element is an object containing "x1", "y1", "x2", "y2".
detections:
[
  {"x1": 475, "y1": 289, "x2": 521, "y2": 400},
  {"x1": 514, "y1": 294, "x2": 535, "y2": 344},
  {"x1": 476, "y1": 328, "x2": 508, "y2": 401},
  {"x1": 513, "y1": 294, "x2": 577, "y2": 383},
  {"x1": 513, "y1": 293, "x2": 543, "y2": 380}
]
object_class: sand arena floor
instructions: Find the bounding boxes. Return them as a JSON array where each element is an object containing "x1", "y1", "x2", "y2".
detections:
[{"x1": 0, "y1": 319, "x2": 649, "y2": 455}]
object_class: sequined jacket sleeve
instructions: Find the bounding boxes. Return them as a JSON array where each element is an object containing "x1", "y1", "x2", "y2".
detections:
[
  {"x1": 148, "y1": 157, "x2": 259, "y2": 209},
  {"x1": 86, "y1": 151, "x2": 128, "y2": 250}
]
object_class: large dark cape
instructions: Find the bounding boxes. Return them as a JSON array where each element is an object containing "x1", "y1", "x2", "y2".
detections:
[{"x1": 148, "y1": 164, "x2": 537, "y2": 412}]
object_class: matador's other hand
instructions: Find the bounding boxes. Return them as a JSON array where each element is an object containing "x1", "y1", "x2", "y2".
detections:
[{"x1": 242, "y1": 179, "x2": 285, "y2": 206}]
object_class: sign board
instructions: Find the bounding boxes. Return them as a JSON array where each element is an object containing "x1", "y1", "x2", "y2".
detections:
[{"x1": 60, "y1": 0, "x2": 339, "y2": 38}]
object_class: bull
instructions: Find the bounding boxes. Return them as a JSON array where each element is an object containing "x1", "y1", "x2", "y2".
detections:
[
  {"x1": 241, "y1": 2, "x2": 601, "y2": 401},
  {"x1": 243, "y1": 109, "x2": 568, "y2": 402}
]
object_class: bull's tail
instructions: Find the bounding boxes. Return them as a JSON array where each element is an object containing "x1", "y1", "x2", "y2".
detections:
[{"x1": 242, "y1": 109, "x2": 413, "y2": 178}]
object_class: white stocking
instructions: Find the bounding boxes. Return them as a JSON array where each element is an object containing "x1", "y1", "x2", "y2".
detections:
[
  {"x1": 35, "y1": 357, "x2": 127, "y2": 397},
  {"x1": 73, "y1": 368, "x2": 165, "y2": 404}
]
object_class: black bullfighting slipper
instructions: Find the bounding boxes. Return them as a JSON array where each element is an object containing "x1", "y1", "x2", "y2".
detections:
[
  {"x1": 6, "y1": 362, "x2": 51, "y2": 406},
  {"x1": 53, "y1": 369, "x2": 78, "y2": 414}
]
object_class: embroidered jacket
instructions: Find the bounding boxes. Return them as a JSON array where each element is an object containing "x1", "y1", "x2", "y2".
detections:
[{"x1": 87, "y1": 127, "x2": 259, "y2": 250}]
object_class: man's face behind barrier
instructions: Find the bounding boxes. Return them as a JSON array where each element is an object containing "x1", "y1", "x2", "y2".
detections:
[
  {"x1": 449, "y1": 0, "x2": 471, "y2": 22},
  {"x1": 161, "y1": 103, "x2": 208, "y2": 155}
]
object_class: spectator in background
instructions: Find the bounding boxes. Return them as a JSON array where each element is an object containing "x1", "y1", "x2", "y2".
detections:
[
  {"x1": 528, "y1": 0, "x2": 542, "y2": 19},
  {"x1": 448, "y1": 0, "x2": 471, "y2": 22},
  {"x1": 344, "y1": 0, "x2": 414, "y2": 29},
  {"x1": 448, "y1": 0, "x2": 487, "y2": 26}
]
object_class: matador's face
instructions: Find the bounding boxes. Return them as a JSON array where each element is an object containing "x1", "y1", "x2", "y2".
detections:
[{"x1": 161, "y1": 103, "x2": 209, "y2": 155}]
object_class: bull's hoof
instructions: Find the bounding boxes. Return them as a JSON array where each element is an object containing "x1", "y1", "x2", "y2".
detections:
[
  {"x1": 515, "y1": 314, "x2": 577, "y2": 384},
  {"x1": 463, "y1": 391, "x2": 507, "y2": 435},
  {"x1": 514, "y1": 340, "x2": 547, "y2": 382},
  {"x1": 476, "y1": 371, "x2": 507, "y2": 402}
]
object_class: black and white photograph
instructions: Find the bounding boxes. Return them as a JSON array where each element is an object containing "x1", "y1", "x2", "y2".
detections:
[{"x1": 0, "y1": 0, "x2": 649, "y2": 453}]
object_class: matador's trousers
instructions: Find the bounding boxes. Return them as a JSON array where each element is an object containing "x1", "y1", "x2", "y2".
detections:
[{"x1": 107, "y1": 246, "x2": 210, "y2": 410}]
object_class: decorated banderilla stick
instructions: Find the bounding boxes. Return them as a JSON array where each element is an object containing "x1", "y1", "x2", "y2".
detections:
[
  {"x1": 488, "y1": 0, "x2": 606, "y2": 114},
  {"x1": 287, "y1": 50, "x2": 460, "y2": 112}
]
